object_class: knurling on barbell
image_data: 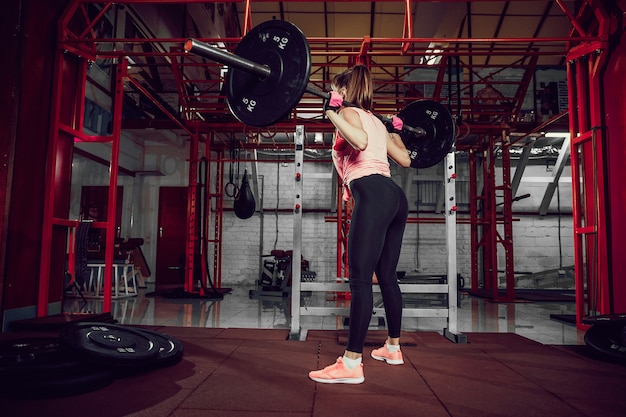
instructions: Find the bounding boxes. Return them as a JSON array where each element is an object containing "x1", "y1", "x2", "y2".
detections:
[{"x1": 184, "y1": 19, "x2": 455, "y2": 168}]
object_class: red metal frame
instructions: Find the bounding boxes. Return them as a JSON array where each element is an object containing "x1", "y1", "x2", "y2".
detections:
[
  {"x1": 37, "y1": 0, "x2": 617, "y2": 316},
  {"x1": 331, "y1": 176, "x2": 352, "y2": 300},
  {"x1": 37, "y1": 49, "x2": 69, "y2": 316},
  {"x1": 212, "y1": 153, "x2": 225, "y2": 288},
  {"x1": 457, "y1": 125, "x2": 517, "y2": 302},
  {"x1": 499, "y1": 129, "x2": 515, "y2": 301},
  {"x1": 183, "y1": 133, "x2": 226, "y2": 296},
  {"x1": 568, "y1": 60, "x2": 609, "y2": 327},
  {"x1": 55, "y1": 1, "x2": 593, "y2": 135},
  {"x1": 565, "y1": 1, "x2": 613, "y2": 328},
  {"x1": 184, "y1": 134, "x2": 200, "y2": 294},
  {"x1": 335, "y1": 178, "x2": 345, "y2": 281},
  {"x1": 468, "y1": 149, "x2": 480, "y2": 292}
]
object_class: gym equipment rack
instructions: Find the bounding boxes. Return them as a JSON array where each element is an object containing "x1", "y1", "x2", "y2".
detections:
[{"x1": 288, "y1": 126, "x2": 465, "y2": 343}]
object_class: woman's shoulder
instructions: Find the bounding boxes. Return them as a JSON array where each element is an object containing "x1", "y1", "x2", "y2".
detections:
[
  {"x1": 342, "y1": 106, "x2": 371, "y2": 121},
  {"x1": 341, "y1": 106, "x2": 364, "y2": 114}
]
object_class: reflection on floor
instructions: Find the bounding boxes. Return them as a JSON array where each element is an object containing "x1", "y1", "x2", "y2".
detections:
[{"x1": 63, "y1": 283, "x2": 586, "y2": 346}]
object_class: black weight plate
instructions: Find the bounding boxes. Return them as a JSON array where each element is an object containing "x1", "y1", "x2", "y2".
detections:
[
  {"x1": 60, "y1": 322, "x2": 160, "y2": 366},
  {"x1": 584, "y1": 322, "x2": 626, "y2": 361},
  {"x1": 0, "y1": 337, "x2": 62, "y2": 366},
  {"x1": 398, "y1": 100, "x2": 455, "y2": 169},
  {"x1": 227, "y1": 20, "x2": 311, "y2": 127},
  {"x1": 582, "y1": 313, "x2": 626, "y2": 325},
  {"x1": 0, "y1": 336, "x2": 91, "y2": 381},
  {"x1": 134, "y1": 328, "x2": 184, "y2": 368},
  {"x1": 0, "y1": 352, "x2": 85, "y2": 380},
  {"x1": 0, "y1": 366, "x2": 115, "y2": 399}
]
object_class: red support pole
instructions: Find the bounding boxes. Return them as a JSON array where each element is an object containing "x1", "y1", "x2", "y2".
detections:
[
  {"x1": 401, "y1": 0, "x2": 412, "y2": 54},
  {"x1": 100, "y1": 60, "x2": 126, "y2": 313},
  {"x1": 242, "y1": 0, "x2": 252, "y2": 36},
  {"x1": 587, "y1": 53, "x2": 610, "y2": 316},
  {"x1": 485, "y1": 135, "x2": 499, "y2": 300},
  {"x1": 566, "y1": 3, "x2": 612, "y2": 327},
  {"x1": 185, "y1": 134, "x2": 199, "y2": 294},
  {"x1": 38, "y1": 49, "x2": 88, "y2": 315},
  {"x1": 37, "y1": 50, "x2": 66, "y2": 316},
  {"x1": 568, "y1": 59, "x2": 585, "y2": 327},
  {"x1": 468, "y1": 150, "x2": 480, "y2": 292},
  {"x1": 213, "y1": 154, "x2": 224, "y2": 288},
  {"x1": 336, "y1": 177, "x2": 344, "y2": 281},
  {"x1": 500, "y1": 130, "x2": 515, "y2": 302}
]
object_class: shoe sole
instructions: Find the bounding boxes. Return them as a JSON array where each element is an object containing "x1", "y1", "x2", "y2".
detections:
[
  {"x1": 309, "y1": 376, "x2": 364, "y2": 384},
  {"x1": 371, "y1": 353, "x2": 404, "y2": 365}
]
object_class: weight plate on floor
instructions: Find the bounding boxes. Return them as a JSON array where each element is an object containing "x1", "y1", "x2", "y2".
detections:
[
  {"x1": 582, "y1": 313, "x2": 626, "y2": 325},
  {"x1": 398, "y1": 100, "x2": 455, "y2": 169},
  {"x1": 60, "y1": 322, "x2": 160, "y2": 366},
  {"x1": 0, "y1": 365, "x2": 115, "y2": 399},
  {"x1": 227, "y1": 20, "x2": 311, "y2": 127},
  {"x1": 134, "y1": 328, "x2": 184, "y2": 368},
  {"x1": 0, "y1": 336, "x2": 89, "y2": 380},
  {"x1": 0, "y1": 337, "x2": 62, "y2": 366},
  {"x1": 584, "y1": 322, "x2": 626, "y2": 361}
]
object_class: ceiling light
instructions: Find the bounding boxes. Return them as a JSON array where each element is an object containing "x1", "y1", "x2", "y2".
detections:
[{"x1": 544, "y1": 132, "x2": 570, "y2": 138}]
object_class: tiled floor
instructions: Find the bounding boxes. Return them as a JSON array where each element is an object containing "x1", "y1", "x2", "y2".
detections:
[{"x1": 64, "y1": 283, "x2": 586, "y2": 346}]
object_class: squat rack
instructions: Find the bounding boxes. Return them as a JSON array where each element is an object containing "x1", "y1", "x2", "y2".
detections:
[{"x1": 289, "y1": 127, "x2": 464, "y2": 343}]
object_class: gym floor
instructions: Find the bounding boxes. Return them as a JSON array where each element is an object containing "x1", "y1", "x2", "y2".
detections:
[
  {"x1": 5, "y1": 283, "x2": 618, "y2": 417},
  {"x1": 63, "y1": 282, "x2": 585, "y2": 346}
]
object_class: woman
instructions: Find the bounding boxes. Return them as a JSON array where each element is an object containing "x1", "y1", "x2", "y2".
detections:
[{"x1": 309, "y1": 65, "x2": 411, "y2": 384}]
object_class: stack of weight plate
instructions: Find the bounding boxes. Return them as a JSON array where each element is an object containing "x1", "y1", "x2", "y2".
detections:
[
  {"x1": 301, "y1": 270, "x2": 317, "y2": 282},
  {"x1": 583, "y1": 314, "x2": 626, "y2": 364},
  {"x1": 0, "y1": 323, "x2": 183, "y2": 398}
]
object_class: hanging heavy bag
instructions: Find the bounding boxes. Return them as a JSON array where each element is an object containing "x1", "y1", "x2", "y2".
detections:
[{"x1": 234, "y1": 169, "x2": 256, "y2": 219}]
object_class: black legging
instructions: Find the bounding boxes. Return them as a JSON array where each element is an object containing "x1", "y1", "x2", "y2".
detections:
[{"x1": 346, "y1": 174, "x2": 408, "y2": 353}]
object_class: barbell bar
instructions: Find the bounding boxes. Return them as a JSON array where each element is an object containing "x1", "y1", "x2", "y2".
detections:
[
  {"x1": 184, "y1": 20, "x2": 455, "y2": 168},
  {"x1": 183, "y1": 38, "x2": 426, "y2": 136}
]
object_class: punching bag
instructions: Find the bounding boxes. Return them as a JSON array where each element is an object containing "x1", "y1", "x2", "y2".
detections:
[{"x1": 234, "y1": 168, "x2": 256, "y2": 219}]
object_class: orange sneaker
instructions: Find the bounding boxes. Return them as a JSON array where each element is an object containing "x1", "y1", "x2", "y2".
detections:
[
  {"x1": 309, "y1": 357, "x2": 365, "y2": 384},
  {"x1": 371, "y1": 343, "x2": 404, "y2": 365}
]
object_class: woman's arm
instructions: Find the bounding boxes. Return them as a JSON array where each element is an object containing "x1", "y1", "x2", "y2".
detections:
[
  {"x1": 325, "y1": 107, "x2": 368, "y2": 151},
  {"x1": 387, "y1": 132, "x2": 411, "y2": 167}
]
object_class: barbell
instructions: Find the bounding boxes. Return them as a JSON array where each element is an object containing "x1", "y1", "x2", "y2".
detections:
[{"x1": 184, "y1": 20, "x2": 455, "y2": 168}]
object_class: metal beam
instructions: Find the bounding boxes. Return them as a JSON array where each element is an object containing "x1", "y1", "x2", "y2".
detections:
[{"x1": 538, "y1": 134, "x2": 571, "y2": 215}]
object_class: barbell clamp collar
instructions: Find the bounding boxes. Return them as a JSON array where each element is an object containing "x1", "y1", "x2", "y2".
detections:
[{"x1": 402, "y1": 125, "x2": 427, "y2": 137}]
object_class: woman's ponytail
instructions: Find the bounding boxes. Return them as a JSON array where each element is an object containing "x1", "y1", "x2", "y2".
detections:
[
  {"x1": 333, "y1": 65, "x2": 373, "y2": 110},
  {"x1": 346, "y1": 65, "x2": 373, "y2": 110}
]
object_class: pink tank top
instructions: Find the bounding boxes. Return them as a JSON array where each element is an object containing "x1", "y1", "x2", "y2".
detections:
[{"x1": 331, "y1": 108, "x2": 391, "y2": 201}]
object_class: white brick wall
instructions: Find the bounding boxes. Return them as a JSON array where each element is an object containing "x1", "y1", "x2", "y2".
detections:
[
  {"x1": 74, "y1": 143, "x2": 575, "y2": 289},
  {"x1": 220, "y1": 160, "x2": 465, "y2": 285},
  {"x1": 510, "y1": 215, "x2": 574, "y2": 272},
  {"x1": 218, "y1": 158, "x2": 574, "y2": 288}
]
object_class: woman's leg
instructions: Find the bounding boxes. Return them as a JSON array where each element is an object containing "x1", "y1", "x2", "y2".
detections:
[
  {"x1": 309, "y1": 176, "x2": 407, "y2": 383},
  {"x1": 375, "y1": 183, "x2": 408, "y2": 340},
  {"x1": 346, "y1": 176, "x2": 404, "y2": 354}
]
